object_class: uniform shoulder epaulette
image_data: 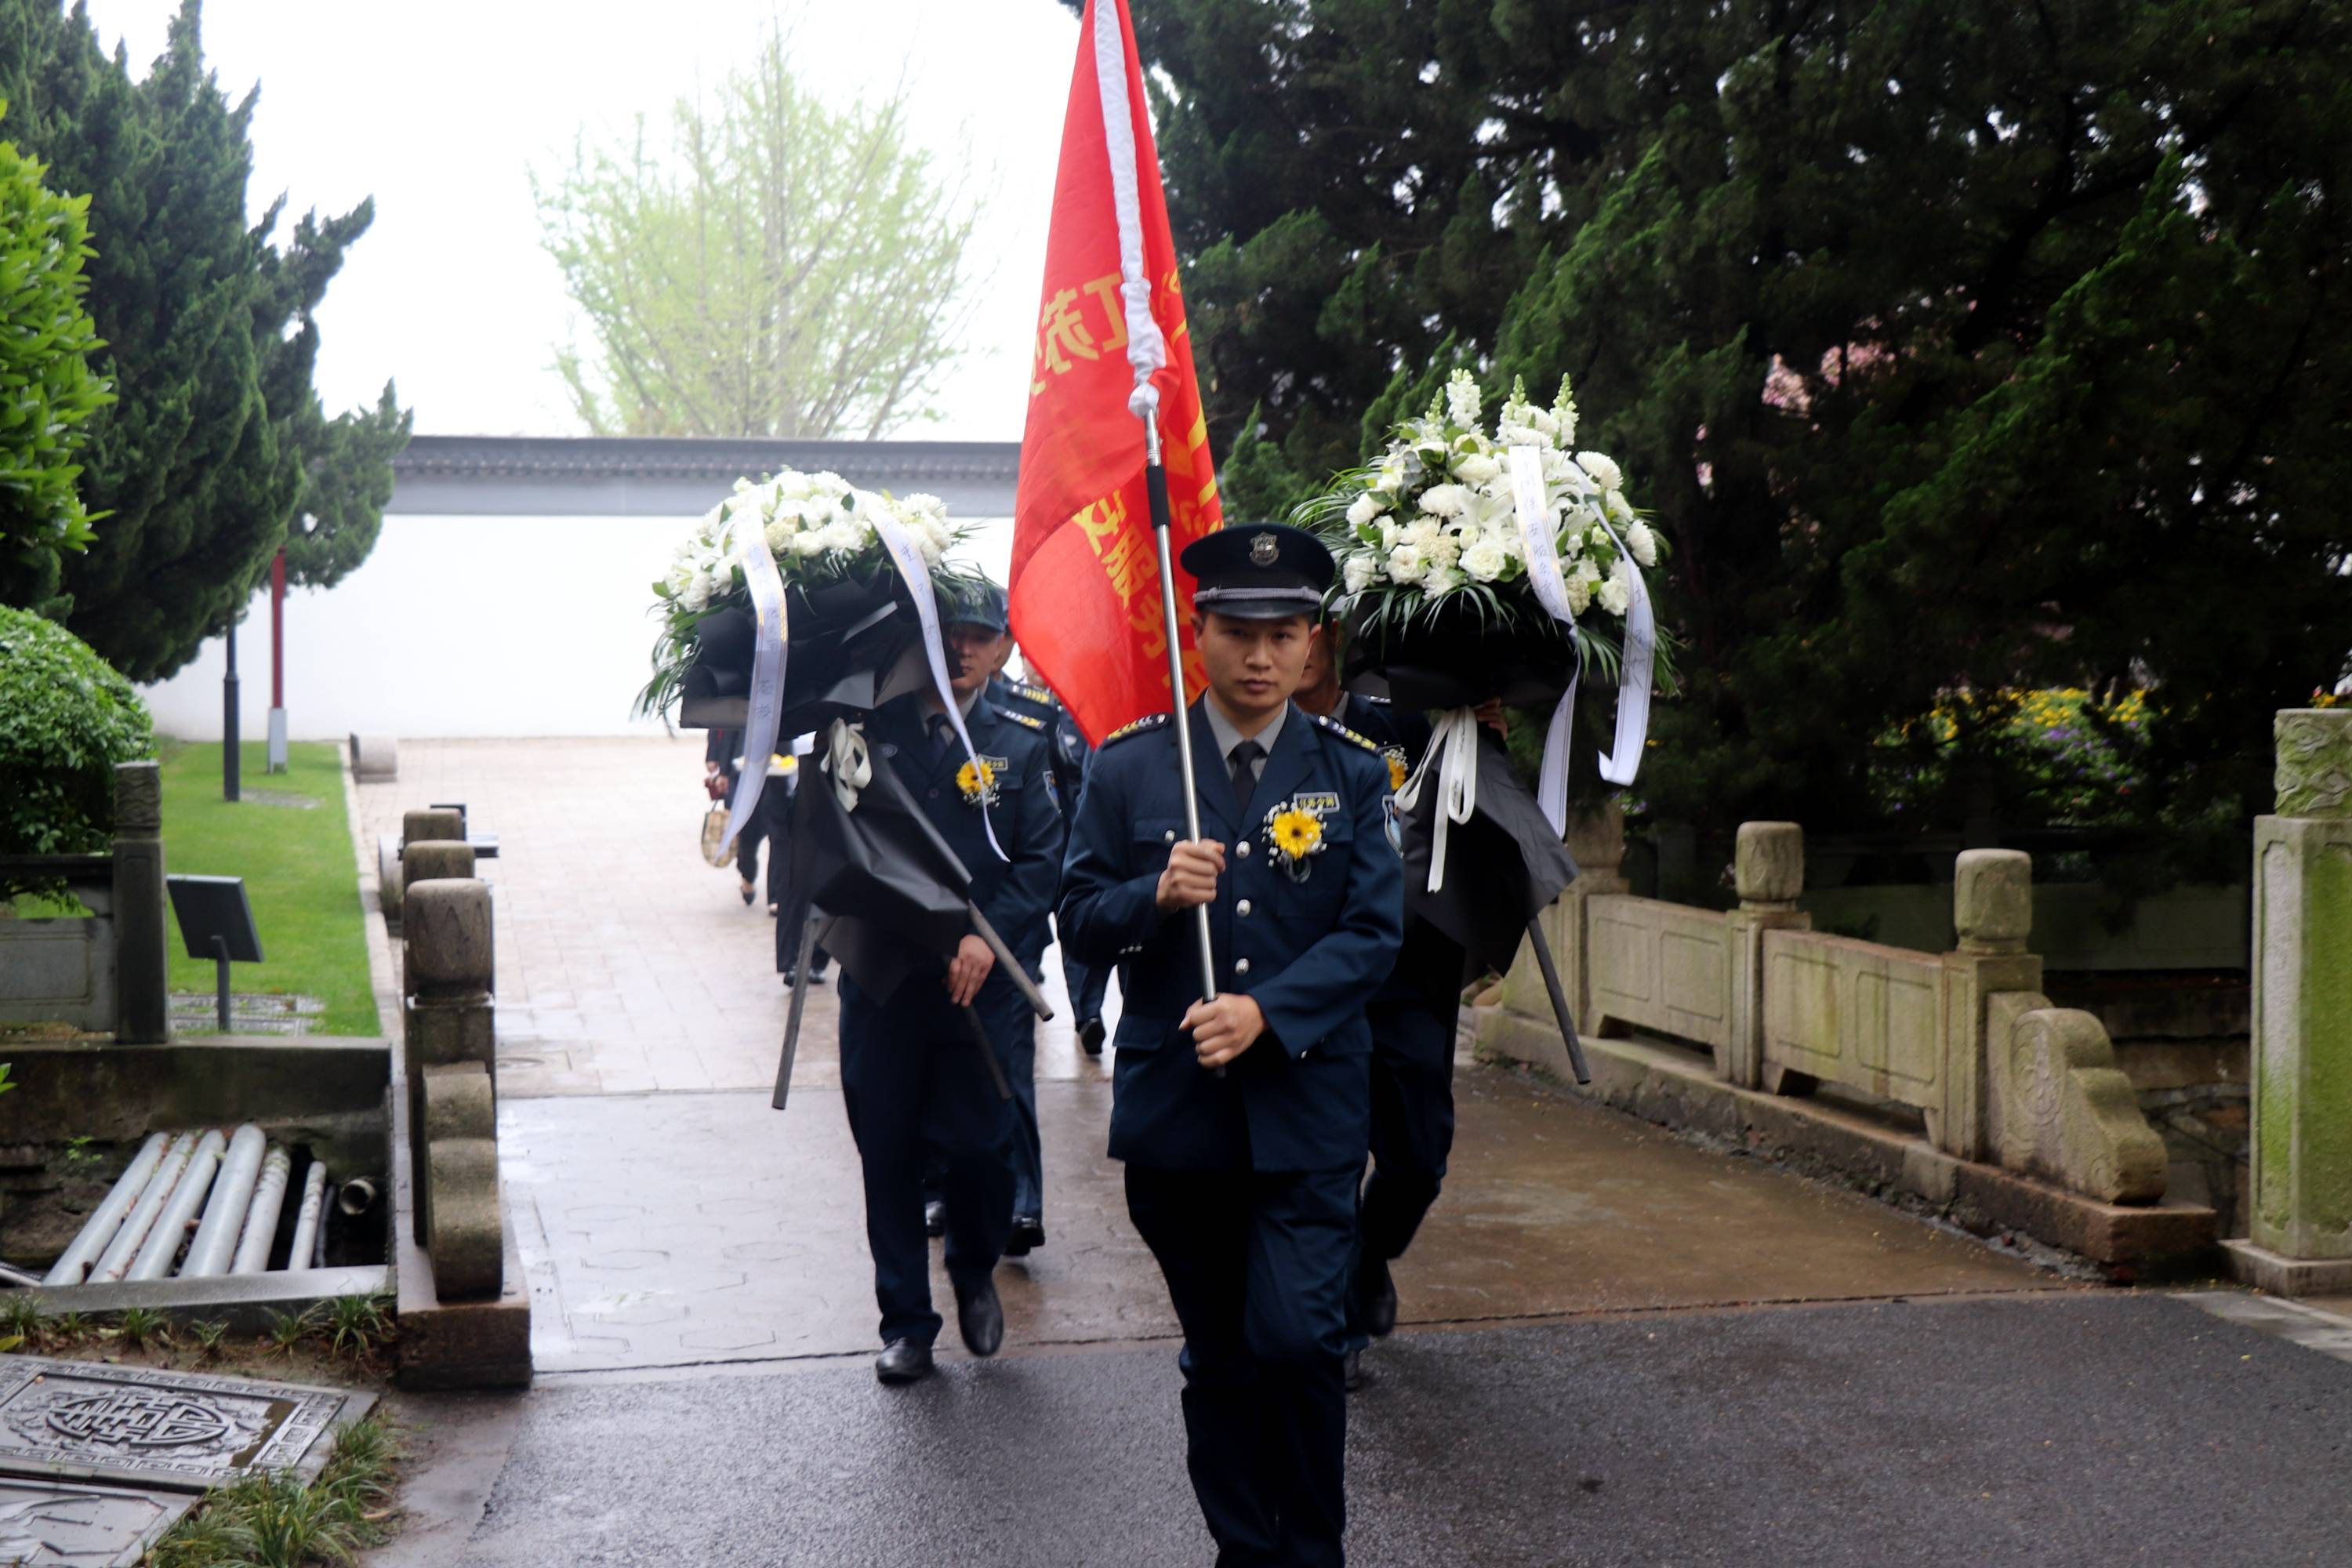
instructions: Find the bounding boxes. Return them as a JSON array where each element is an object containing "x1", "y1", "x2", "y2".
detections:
[
  {"x1": 1309, "y1": 713, "x2": 1381, "y2": 752},
  {"x1": 1102, "y1": 712, "x2": 1170, "y2": 746},
  {"x1": 999, "y1": 707, "x2": 1047, "y2": 732},
  {"x1": 1359, "y1": 693, "x2": 1394, "y2": 706},
  {"x1": 1016, "y1": 681, "x2": 1059, "y2": 709}
]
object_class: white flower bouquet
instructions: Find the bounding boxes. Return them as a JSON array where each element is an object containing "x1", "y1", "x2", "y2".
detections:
[
  {"x1": 1305, "y1": 369, "x2": 1664, "y2": 706},
  {"x1": 637, "y1": 466, "x2": 985, "y2": 721}
]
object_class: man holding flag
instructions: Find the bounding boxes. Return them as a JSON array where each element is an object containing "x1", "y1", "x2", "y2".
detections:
[{"x1": 1015, "y1": 4, "x2": 1400, "y2": 1562}]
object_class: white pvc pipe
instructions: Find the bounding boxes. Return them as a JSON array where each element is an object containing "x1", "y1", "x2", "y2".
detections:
[
  {"x1": 44, "y1": 1133, "x2": 170, "y2": 1287},
  {"x1": 180, "y1": 1125, "x2": 267, "y2": 1279},
  {"x1": 127, "y1": 1129, "x2": 226, "y2": 1282},
  {"x1": 230, "y1": 1145, "x2": 293, "y2": 1275},
  {"x1": 287, "y1": 1159, "x2": 328, "y2": 1274},
  {"x1": 92, "y1": 1133, "x2": 196, "y2": 1283}
]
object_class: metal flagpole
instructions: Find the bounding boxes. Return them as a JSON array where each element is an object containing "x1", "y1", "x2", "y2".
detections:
[{"x1": 1143, "y1": 419, "x2": 1222, "y2": 1025}]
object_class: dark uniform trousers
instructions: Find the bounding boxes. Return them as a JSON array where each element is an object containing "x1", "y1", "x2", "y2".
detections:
[
  {"x1": 839, "y1": 695, "x2": 1063, "y2": 1348},
  {"x1": 1060, "y1": 701, "x2": 1402, "y2": 1568}
]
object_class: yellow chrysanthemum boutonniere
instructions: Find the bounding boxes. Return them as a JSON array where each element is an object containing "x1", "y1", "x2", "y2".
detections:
[
  {"x1": 1383, "y1": 747, "x2": 1410, "y2": 793},
  {"x1": 1263, "y1": 802, "x2": 1330, "y2": 883},
  {"x1": 956, "y1": 757, "x2": 1000, "y2": 807}
]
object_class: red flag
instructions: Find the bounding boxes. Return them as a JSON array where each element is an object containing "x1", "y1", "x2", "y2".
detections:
[{"x1": 1010, "y1": 0, "x2": 1222, "y2": 746}]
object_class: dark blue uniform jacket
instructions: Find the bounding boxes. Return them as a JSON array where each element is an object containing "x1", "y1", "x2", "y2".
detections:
[
  {"x1": 1058, "y1": 700, "x2": 1403, "y2": 1172},
  {"x1": 863, "y1": 694, "x2": 1064, "y2": 992}
]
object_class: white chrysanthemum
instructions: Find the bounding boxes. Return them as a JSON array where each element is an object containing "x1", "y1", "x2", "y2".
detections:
[
  {"x1": 1386, "y1": 543, "x2": 1428, "y2": 583},
  {"x1": 681, "y1": 575, "x2": 713, "y2": 613},
  {"x1": 1566, "y1": 575, "x2": 1593, "y2": 616},
  {"x1": 1454, "y1": 452, "x2": 1501, "y2": 485},
  {"x1": 1417, "y1": 483, "x2": 1472, "y2": 518},
  {"x1": 1627, "y1": 520, "x2": 1658, "y2": 567},
  {"x1": 1374, "y1": 454, "x2": 1409, "y2": 492},
  {"x1": 1461, "y1": 538, "x2": 1508, "y2": 582},
  {"x1": 764, "y1": 520, "x2": 794, "y2": 554},
  {"x1": 1445, "y1": 369, "x2": 1482, "y2": 428},
  {"x1": 1343, "y1": 554, "x2": 1378, "y2": 594},
  {"x1": 1604, "y1": 488, "x2": 1635, "y2": 524},
  {"x1": 1577, "y1": 451, "x2": 1623, "y2": 492},
  {"x1": 1424, "y1": 563, "x2": 1465, "y2": 595},
  {"x1": 1346, "y1": 492, "x2": 1389, "y2": 528},
  {"x1": 792, "y1": 532, "x2": 831, "y2": 556},
  {"x1": 1598, "y1": 575, "x2": 1632, "y2": 616},
  {"x1": 1402, "y1": 518, "x2": 1442, "y2": 550}
]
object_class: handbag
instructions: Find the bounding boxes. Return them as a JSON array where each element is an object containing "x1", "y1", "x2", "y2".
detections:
[{"x1": 699, "y1": 804, "x2": 733, "y2": 869}]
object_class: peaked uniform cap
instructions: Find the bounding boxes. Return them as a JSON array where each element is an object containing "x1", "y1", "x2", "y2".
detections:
[{"x1": 1180, "y1": 524, "x2": 1332, "y2": 619}]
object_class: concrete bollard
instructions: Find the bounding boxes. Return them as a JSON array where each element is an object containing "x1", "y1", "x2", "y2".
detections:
[
  {"x1": 350, "y1": 735, "x2": 399, "y2": 782},
  {"x1": 1935, "y1": 850, "x2": 2042, "y2": 1160},
  {"x1": 2227, "y1": 710, "x2": 2352, "y2": 1294}
]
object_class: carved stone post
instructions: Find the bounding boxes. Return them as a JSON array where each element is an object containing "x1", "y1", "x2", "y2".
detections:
[
  {"x1": 1726, "y1": 822, "x2": 1809, "y2": 1087},
  {"x1": 1936, "y1": 850, "x2": 2042, "y2": 1160},
  {"x1": 110, "y1": 762, "x2": 169, "y2": 1044},
  {"x1": 2227, "y1": 710, "x2": 2352, "y2": 1294},
  {"x1": 403, "y1": 879, "x2": 494, "y2": 1218},
  {"x1": 403, "y1": 808, "x2": 463, "y2": 848}
]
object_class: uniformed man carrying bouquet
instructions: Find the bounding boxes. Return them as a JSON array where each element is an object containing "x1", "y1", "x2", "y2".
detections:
[{"x1": 1058, "y1": 523, "x2": 1402, "y2": 1567}]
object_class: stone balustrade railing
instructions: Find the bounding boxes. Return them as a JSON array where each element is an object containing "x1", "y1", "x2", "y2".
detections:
[
  {"x1": 1501, "y1": 807, "x2": 2168, "y2": 1207},
  {"x1": 0, "y1": 762, "x2": 169, "y2": 1044},
  {"x1": 397, "y1": 809, "x2": 503, "y2": 1302}
]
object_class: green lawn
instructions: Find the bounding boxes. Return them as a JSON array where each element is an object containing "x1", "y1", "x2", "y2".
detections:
[{"x1": 158, "y1": 741, "x2": 382, "y2": 1038}]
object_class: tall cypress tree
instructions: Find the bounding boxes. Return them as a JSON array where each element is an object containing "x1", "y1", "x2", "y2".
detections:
[
  {"x1": 0, "y1": 0, "x2": 407, "y2": 680},
  {"x1": 1108, "y1": 0, "x2": 2352, "y2": 833}
]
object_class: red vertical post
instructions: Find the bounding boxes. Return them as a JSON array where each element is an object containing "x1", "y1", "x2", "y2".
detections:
[{"x1": 270, "y1": 547, "x2": 286, "y2": 708}]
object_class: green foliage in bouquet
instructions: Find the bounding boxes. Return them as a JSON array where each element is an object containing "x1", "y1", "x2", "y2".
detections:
[
  {"x1": 0, "y1": 604, "x2": 151, "y2": 889},
  {"x1": 637, "y1": 468, "x2": 987, "y2": 719}
]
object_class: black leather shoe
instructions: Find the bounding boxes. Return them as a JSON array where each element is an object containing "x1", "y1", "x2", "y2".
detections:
[
  {"x1": 1005, "y1": 1214, "x2": 1044, "y2": 1257},
  {"x1": 876, "y1": 1339, "x2": 934, "y2": 1385},
  {"x1": 739, "y1": 880, "x2": 757, "y2": 906},
  {"x1": 1358, "y1": 1256, "x2": 1399, "y2": 1338},
  {"x1": 1343, "y1": 1348, "x2": 1365, "y2": 1392},
  {"x1": 1077, "y1": 1016, "x2": 1105, "y2": 1057},
  {"x1": 924, "y1": 1199, "x2": 946, "y2": 1238},
  {"x1": 955, "y1": 1278, "x2": 1004, "y2": 1357}
]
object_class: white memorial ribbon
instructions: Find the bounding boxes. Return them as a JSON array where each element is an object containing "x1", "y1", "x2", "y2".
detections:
[
  {"x1": 1590, "y1": 514, "x2": 1656, "y2": 787},
  {"x1": 1395, "y1": 706, "x2": 1482, "y2": 895},
  {"x1": 1508, "y1": 445, "x2": 1583, "y2": 833},
  {"x1": 1091, "y1": 0, "x2": 1167, "y2": 421},
  {"x1": 870, "y1": 509, "x2": 1007, "y2": 862},
  {"x1": 824, "y1": 719, "x2": 873, "y2": 811},
  {"x1": 719, "y1": 510, "x2": 789, "y2": 853}
]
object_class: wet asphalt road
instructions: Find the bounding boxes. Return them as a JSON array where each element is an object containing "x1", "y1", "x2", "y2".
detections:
[{"x1": 439, "y1": 1294, "x2": 2350, "y2": 1567}]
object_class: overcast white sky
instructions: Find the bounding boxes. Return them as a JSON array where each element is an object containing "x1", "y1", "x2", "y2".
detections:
[{"x1": 79, "y1": 0, "x2": 1080, "y2": 441}]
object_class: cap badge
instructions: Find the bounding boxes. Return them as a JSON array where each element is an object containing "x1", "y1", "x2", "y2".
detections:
[{"x1": 1250, "y1": 532, "x2": 1279, "y2": 566}]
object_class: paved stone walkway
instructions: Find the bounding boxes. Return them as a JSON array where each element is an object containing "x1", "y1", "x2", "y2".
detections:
[{"x1": 358, "y1": 739, "x2": 2352, "y2": 1567}]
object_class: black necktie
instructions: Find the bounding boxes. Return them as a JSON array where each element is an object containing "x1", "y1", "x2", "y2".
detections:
[
  {"x1": 1228, "y1": 739, "x2": 1263, "y2": 811},
  {"x1": 927, "y1": 714, "x2": 953, "y2": 765}
]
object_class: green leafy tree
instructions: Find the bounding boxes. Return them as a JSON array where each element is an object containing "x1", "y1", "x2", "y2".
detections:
[
  {"x1": 0, "y1": 0, "x2": 408, "y2": 680},
  {"x1": 0, "y1": 96, "x2": 109, "y2": 616},
  {"x1": 1107, "y1": 0, "x2": 2352, "y2": 833},
  {"x1": 535, "y1": 27, "x2": 982, "y2": 439}
]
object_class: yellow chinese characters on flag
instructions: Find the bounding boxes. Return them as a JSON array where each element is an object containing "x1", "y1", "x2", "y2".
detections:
[{"x1": 1009, "y1": 0, "x2": 1221, "y2": 747}]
